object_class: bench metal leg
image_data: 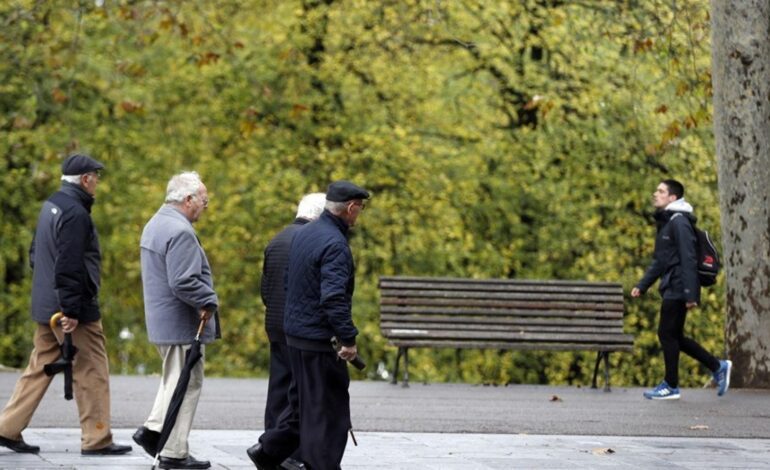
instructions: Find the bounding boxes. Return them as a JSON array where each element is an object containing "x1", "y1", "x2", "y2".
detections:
[
  {"x1": 391, "y1": 347, "x2": 410, "y2": 387},
  {"x1": 591, "y1": 351, "x2": 612, "y2": 392},
  {"x1": 402, "y1": 347, "x2": 410, "y2": 388},
  {"x1": 391, "y1": 347, "x2": 404, "y2": 385}
]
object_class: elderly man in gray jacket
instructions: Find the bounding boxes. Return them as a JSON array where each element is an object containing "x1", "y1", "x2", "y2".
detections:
[{"x1": 133, "y1": 171, "x2": 219, "y2": 470}]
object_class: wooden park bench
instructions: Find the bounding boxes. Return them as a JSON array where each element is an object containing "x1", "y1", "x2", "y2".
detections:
[{"x1": 379, "y1": 276, "x2": 634, "y2": 391}]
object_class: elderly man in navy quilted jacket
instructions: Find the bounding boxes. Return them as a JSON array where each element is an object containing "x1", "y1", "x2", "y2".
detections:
[{"x1": 248, "y1": 180, "x2": 369, "y2": 470}]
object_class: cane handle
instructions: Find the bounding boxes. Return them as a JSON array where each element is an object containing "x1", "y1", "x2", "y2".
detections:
[{"x1": 50, "y1": 312, "x2": 64, "y2": 330}]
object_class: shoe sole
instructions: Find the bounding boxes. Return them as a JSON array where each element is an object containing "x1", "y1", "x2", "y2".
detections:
[
  {"x1": 718, "y1": 360, "x2": 733, "y2": 396},
  {"x1": 647, "y1": 394, "x2": 680, "y2": 400}
]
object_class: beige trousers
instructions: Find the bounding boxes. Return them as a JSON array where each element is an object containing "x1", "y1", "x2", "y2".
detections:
[
  {"x1": 0, "y1": 321, "x2": 113, "y2": 450},
  {"x1": 144, "y1": 344, "x2": 204, "y2": 459}
]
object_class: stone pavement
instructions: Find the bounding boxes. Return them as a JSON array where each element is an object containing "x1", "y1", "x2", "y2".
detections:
[
  {"x1": 2, "y1": 428, "x2": 770, "y2": 469},
  {"x1": 1, "y1": 372, "x2": 769, "y2": 469}
]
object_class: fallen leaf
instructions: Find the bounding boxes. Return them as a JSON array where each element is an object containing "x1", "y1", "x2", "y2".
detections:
[
  {"x1": 549, "y1": 395, "x2": 562, "y2": 402},
  {"x1": 592, "y1": 447, "x2": 615, "y2": 455}
]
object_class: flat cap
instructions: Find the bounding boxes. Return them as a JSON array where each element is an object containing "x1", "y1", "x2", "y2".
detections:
[
  {"x1": 61, "y1": 154, "x2": 105, "y2": 176},
  {"x1": 326, "y1": 180, "x2": 370, "y2": 202}
]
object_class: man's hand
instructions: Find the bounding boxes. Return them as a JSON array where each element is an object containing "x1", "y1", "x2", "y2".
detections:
[
  {"x1": 686, "y1": 301, "x2": 698, "y2": 309},
  {"x1": 61, "y1": 316, "x2": 79, "y2": 333},
  {"x1": 631, "y1": 287, "x2": 642, "y2": 298},
  {"x1": 199, "y1": 308, "x2": 214, "y2": 321},
  {"x1": 338, "y1": 345, "x2": 358, "y2": 362}
]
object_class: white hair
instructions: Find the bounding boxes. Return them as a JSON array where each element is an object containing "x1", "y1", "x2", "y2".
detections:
[
  {"x1": 325, "y1": 200, "x2": 348, "y2": 215},
  {"x1": 296, "y1": 193, "x2": 326, "y2": 220},
  {"x1": 165, "y1": 171, "x2": 203, "y2": 203},
  {"x1": 61, "y1": 174, "x2": 82, "y2": 184}
]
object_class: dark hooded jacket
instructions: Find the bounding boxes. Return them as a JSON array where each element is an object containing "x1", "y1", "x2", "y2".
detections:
[
  {"x1": 29, "y1": 182, "x2": 101, "y2": 323},
  {"x1": 283, "y1": 210, "x2": 359, "y2": 347},
  {"x1": 636, "y1": 201, "x2": 700, "y2": 303}
]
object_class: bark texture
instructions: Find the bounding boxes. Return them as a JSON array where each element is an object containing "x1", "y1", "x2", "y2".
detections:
[{"x1": 711, "y1": 0, "x2": 770, "y2": 388}]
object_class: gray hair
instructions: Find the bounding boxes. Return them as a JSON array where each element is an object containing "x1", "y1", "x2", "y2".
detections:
[
  {"x1": 165, "y1": 171, "x2": 203, "y2": 203},
  {"x1": 325, "y1": 200, "x2": 348, "y2": 215},
  {"x1": 61, "y1": 174, "x2": 82, "y2": 184},
  {"x1": 296, "y1": 193, "x2": 326, "y2": 220}
]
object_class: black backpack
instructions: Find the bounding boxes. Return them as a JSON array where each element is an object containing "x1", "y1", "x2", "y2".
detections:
[
  {"x1": 671, "y1": 213, "x2": 721, "y2": 287},
  {"x1": 694, "y1": 227, "x2": 720, "y2": 286}
]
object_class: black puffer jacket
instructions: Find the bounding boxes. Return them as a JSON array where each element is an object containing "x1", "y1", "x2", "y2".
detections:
[
  {"x1": 29, "y1": 182, "x2": 101, "y2": 323},
  {"x1": 261, "y1": 218, "x2": 309, "y2": 343},
  {"x1": 636, "y1": 208, "x2": 700, "y2": 303}
]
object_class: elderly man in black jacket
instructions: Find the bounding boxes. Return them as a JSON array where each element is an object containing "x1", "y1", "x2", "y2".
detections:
[
  {"x1": 248, "y1": 181, "x2": 369, "y2": 470},
  {"x1": 261, "y1": 193, "x2": 326, "y2": 435},
  {"x1": 632, "y1": 179, "x2": 731, "y2": 400},
  {"x1": 0, "y1": 154, "x2": 131, "y2": 455}
]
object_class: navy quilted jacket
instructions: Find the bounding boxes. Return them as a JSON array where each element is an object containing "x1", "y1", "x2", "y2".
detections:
[{"x1": 283, "y1": 210, "x2": 358, "y2": 346}]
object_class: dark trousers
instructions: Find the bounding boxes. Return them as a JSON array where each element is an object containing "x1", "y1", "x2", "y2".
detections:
[
  {"x1": 259, "y1": 346, "x2": 350, "y2": 470},
  {"x1": 658, "y1": 299, "x2": 720, "y2": 388},
  {"x1": 264, "y1": 341, "x2": 292, "y2": 432}
]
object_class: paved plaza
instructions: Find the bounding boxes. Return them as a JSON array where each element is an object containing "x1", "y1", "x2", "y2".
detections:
[{"x1": 0, "y1": 372, "x2": 769, "y2": 469}]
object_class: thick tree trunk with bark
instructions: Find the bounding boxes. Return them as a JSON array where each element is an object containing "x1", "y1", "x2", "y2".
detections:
[{"x1": 710, "y1": 0, "x2": 770, "y2": 388}]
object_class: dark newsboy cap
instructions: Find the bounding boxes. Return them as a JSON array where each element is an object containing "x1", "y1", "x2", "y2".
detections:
[
  {"x1": 326, "y1": 180, "x2": 370, "y2": 202},
  {"x1": 61, "y1": 154, "x2": 105, "y2": 176}
]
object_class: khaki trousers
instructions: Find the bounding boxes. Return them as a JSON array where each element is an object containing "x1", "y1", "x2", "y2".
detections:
[
  {"x1": 144, "y1": 344, "x2": 204, "y2": 459},
  {"x1": 0, "y1": 321, "x2": 113, "y2": 450}
]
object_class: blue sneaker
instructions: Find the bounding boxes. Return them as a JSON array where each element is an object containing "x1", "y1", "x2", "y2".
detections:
[
  {"x1": 643, "y1": 381, "x2": 680, "y2": 400},
  {"x1": 714, "y1": 360, "x2": 732, "y2": 396}
]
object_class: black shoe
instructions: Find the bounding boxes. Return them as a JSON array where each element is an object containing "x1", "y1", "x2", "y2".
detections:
[
  {"x1": 281, "y1": 456, "x2": 307, "y2": 470},
  {"x1": 132, "y1": 426, "x2": 160, "y2": 456},
  {"x1": 247, "y1": 443, "x2": 279, "y2": 470},
  {"x1": 158, "y1": 455, "x2": 211, "y2": 469},
  {"x1": 0, "y1": 435, "x2": 40, "y2": 454},
  {"x1": 81, "y1": 442, "x2": 133, "y2": 455}
]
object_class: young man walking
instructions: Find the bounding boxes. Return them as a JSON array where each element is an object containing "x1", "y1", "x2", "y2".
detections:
[{"x1": 631, "y1": 179, "x2": 731, "y2": 400}]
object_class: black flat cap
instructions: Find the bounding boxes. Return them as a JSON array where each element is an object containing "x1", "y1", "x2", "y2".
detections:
[
  {"x1": 61, "y1": 154, "x2": 105, "y2": 176},
  {"x1": 326, "y1": 180, "x2": 370, "y2": 202}
]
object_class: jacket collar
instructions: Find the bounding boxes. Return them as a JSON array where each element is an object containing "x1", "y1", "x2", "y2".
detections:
[
  {"x1": 60, "y1": 182, "x2": 94, "y2": 212},
  {"x1": 159, "y1": 204, "x2": 195, "y2": 227},
  {"x1": 320, "y1": 209, "x2": 349, "y2": 236}
]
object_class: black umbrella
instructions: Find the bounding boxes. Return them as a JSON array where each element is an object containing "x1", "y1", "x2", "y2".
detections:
[
  {"x1": 44, "y1": 312, "x2": 77, "y2": 400},
  {"x1": 151, "y1": 318, "x2": 207, "y2": 469}
]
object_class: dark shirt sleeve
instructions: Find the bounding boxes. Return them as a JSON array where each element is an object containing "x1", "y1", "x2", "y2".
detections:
[
  {"x1": 319, "y1": 242, "x2": 358, "y2": 345},
  {"x1": 636, "y1": 245, "x2": 666, "y2": 294},
  {"x1": 55, "y1": 211, "x2": 90, "y2": 319},
  {"x1": 672, "y1": 218, "x2": 699, "y2": 302}
]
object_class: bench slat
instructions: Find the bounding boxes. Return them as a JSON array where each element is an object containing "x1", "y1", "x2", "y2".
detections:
[
  {"x1": 381, "y1": 298, "x2": 623, "y2": 312},
  {"x1": 380, "y1": 314, "x2": 622, "y2": 327},
  {"x1": 381, "y1": 322, "x2": 623, "y2": 334},
  {"x1": 380, "y1": 306, "x2": 624, "y2": 319},
  {"x1": 381, "y1": 288, "x2": 623, "y2": 303},
  {"x1": 379, "y1": 276, "x2": 622, "y2": 289},
  {"x1": 380, "y1": 282, "x2": 622, "y2": 296},
  {"x1": 386, "y1": 339, "x2": 634, "y2": 352},
  {"x1": 383, "y1": 329, "x2": 633, "y2": 344}
]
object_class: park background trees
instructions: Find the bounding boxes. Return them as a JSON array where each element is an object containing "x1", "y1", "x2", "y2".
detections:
[{"x1": 2, "y1": 0, "x2": 749, "y2": 387}]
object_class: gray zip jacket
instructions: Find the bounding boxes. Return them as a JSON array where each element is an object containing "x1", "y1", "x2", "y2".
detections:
[{"x1": 140, "y1": 204, "x2": 220, "y2": 345}]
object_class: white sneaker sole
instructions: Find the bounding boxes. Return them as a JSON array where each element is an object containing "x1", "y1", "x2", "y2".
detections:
[{"x1": 647, "y1": 393, "x2": 680, "y2": 400}]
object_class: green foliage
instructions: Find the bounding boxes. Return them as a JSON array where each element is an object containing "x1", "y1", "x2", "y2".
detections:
[{"x1": 0, "y1": 0, "x2": 723, "y2": 388}]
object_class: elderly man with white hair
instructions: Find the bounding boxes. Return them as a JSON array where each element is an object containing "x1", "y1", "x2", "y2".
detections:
[
  {"x1": 258, "y1": 193, "x2": 326, "y2": 469},
  {"x1": 133, "y1": 171, "x2": 219, "y2": 470}
]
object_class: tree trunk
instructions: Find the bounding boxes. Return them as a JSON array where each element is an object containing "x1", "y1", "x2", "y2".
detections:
[{"x1": 710, "y1": 0, "x2": 770, "y2": 388}]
